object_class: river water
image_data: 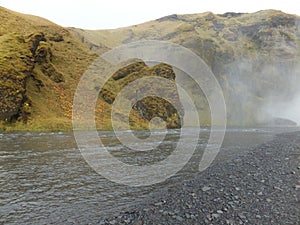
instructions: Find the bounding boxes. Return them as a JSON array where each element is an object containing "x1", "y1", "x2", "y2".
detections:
[{"x1": 0, "y1": 127, "x2": 299, "y2": 224}]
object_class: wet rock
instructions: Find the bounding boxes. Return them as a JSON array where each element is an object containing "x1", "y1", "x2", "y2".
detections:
[
  {"x1": 190, "y1": 192, "x2": 197, "y2": 198},
  {"x1": 154, "y1": 200, "x2": 166, "y2": 206},
  {"x1": 109, "y1": 220, "x2": 116, "y2": 225},
  {"x1": 226, "y1": 219, "x2": 235, "y2": 225},
  {"x1": 212, "y1": 213, "x2": 220, "y2": 219},
  {"x1": 133, "y1": 220, "x2": 143, "y2": 225},
  {"x1": 124, "y1": 218, "x2": 131, "y2": 224},
  {"x1": 185, "y1": 213, "x2": 191, "y2": 219},
  {"x1": 202, "y1": 186, "x2": 211, "y2": 192},
  {"x1": 174, "y1": 216, "x2": 184, "y2": 221}
]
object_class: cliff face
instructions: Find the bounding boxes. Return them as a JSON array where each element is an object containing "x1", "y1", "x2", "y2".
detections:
[{"x1": 70, "y1": 10, "x2": 300, "y2": 126}]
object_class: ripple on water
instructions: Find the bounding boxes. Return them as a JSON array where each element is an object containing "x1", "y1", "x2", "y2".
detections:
[{"x1": 1, "y1": 128, "x2": 299, "y2": 224}]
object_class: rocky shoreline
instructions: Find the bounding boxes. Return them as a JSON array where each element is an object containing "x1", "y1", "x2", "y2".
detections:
[{"x1": 100, "y1": 132, "x2": 300, "y2": 225}]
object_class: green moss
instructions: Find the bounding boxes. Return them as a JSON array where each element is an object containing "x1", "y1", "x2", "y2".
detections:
[
  {"x1": 0, "y1": 8, "x2": 97, "y2": 130},
  {"x1": 99, "y1": 62, "x2": 183, "y2": 129}
]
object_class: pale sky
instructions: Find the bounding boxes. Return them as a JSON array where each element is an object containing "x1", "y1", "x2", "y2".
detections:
[{"x1": 0, "y1": 0, "x2": 299, "y2": 29}]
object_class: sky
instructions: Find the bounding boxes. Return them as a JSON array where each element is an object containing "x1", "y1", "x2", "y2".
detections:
[{"x1": 0, "y1": 0, "x2": 299, "y2": 29}]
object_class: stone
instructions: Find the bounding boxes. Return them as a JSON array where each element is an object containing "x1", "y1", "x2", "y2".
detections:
[
  {"x1": 175, "y1": 216, "x2": 184, "y2": 221},
  {"x1": 212, "y1": 213, "x2": 220, "y2": 219},
  {"x1": 202, "y1": 186, "x2": 211, "y2": 192}
]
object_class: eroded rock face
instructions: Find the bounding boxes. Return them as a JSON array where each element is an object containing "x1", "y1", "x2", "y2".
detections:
[
  {"x1": 100, "y1": 61, "x2": 183, "y2": 129},
  {"x1": 30, "y1": 33, "x2": 64, "y2": 83},
  {"x1": 0, "y1": 34, "x2": 32, "y2": 122},
  {"x1": 0, "y1": 32, "x2": 64, "y2": 122}
]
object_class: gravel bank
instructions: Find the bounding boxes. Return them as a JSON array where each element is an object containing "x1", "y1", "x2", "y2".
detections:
[{"x1": 100, "y1": 132, "x2": 300, "y2": 225}]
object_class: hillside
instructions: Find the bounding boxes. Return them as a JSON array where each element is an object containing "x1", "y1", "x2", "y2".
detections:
[
  {"x1": 69, "y1": 10, "x2": 300, "y2": 126},
  {"x1": 0, "y1": 7, "x2": 183, "y2": 131},
  {"x1": 0, "y1": 7, "x2": 98, "y2": 130},
  {"x1": 1, "y1": 8, "x2": 300, "y2": 131}
]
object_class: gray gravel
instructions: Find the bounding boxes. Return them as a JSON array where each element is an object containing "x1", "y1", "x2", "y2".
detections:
[{"x1": 100, "y1": 132, "x2": 300, "y2": 225}]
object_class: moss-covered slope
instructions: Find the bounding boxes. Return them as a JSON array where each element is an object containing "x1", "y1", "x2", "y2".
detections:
[
  {"x1": 0, "y1": 7, "x2": 183, "y2": 131},
  {"x1": 70, "y1": 10, "x2": 300, "y2": 126},
  {"x1": 1, "y1": 7, "x2": 300, "y2": 130},
  {"x1": 0, "y1": 7, "x2": 98, "y2": 130}
]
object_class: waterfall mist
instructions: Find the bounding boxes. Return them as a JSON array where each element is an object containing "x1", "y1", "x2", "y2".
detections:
[{"x1": 221, "y1": 18, "x2": 300, "y2": 126}]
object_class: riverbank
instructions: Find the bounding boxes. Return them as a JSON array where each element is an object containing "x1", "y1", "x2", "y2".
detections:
[{"x1": 100, "y1": 132, "x2": 300, "y2": 225}]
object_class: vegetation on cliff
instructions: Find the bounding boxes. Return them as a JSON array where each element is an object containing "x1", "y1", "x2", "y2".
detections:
[
  {"x1": 0, "y1": 7, "x2": 97, "y2": 131},
  {"x1": 70, "y1": 10, "x2": 300, "y2": 126},
  {"x1": 1, "y1": 7, "x2": 300, "y2": 130},
  {"x1": 0, "y1": 7, "x2": 183, "y2": 131},
  {"x1": 98, "y1": 61, "x2": 182, "y2": 129}
]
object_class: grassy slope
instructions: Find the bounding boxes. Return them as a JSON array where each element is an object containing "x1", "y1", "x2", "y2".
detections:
[
  {"x1": 0, "y1": 7, "x2": 183, "y2": 131},
  {"x1": 1, "y1": 8, "x2": 299, "y2": 130},
  {"x1": 0, "y1": 7, "x2": 97, "y2": 131},
  {"x1": 69, "y1": 10, "x2": 300, "y2": 126}
]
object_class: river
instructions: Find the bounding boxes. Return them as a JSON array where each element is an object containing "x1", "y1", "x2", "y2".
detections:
[{"x1": 0, "y1": 127, "x2": 299, "y2": 224}]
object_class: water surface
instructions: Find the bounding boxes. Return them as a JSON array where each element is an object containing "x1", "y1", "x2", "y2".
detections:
[{"x1": 0, "y1": 127, "x2": 298, "y2": 224}]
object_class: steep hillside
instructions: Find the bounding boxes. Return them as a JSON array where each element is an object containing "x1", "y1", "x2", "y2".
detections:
[
  {"x1": 1, "y1": 8, "x2": 299, "y2": 130},
  {"x1": 0, "y1": 7, "x2": 99, "y2": 131},
  {"x1": 0, "y1": 7, "x2": 182, "y2": 131},
  {"x1": 69, "y1": 10, "x2": 300, "y2": 126}
]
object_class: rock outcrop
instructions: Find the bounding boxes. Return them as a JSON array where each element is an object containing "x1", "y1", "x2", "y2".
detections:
[
  {"x1": 100, "y1": 61, "x2": 183, "y2": 129},
  {"x1": 0, "y1": 32, "x2": 64, "y2": 123},
  {"x1": 0, "y1": 6, "x2": 96, "y2": 131}
]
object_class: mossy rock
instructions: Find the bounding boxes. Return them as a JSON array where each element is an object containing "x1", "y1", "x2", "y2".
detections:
[
  {"x1": 39, "y1": 63, "x2": 64, "y2": 83},
  {"x1": 34, "y1": 41, "x2": 53, "y2": 63},
  {"x1": 100, "y1": 61, "x2": 183, "y2": 129},
  {"x1": 0, "y1": 34, "x2": 33, "y2": 121},
  {"x1": 49, "y1": 33, "x2": 64, "y2": 42}
]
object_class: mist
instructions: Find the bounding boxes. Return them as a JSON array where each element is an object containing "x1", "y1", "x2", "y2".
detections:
[
  {"x1": 224, "y1": 54, "x2": 300, "y2": 126},
  {"x1": 259, "y1": 57, "x2": 300, "y2": 126},
  {"x1": 221, "y1": 17, "x2": 300, "y2": 126},
  {"x1": 264, "y1": 94, "x2": 300, "y2": 125}
]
